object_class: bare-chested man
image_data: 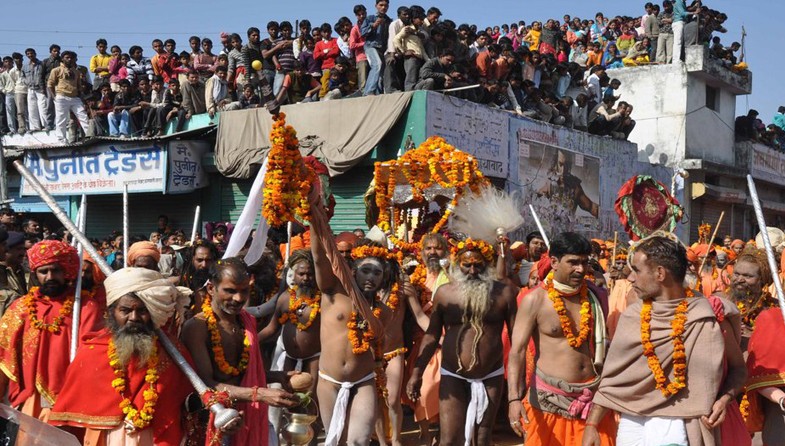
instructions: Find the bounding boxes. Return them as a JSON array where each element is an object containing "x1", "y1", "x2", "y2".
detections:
[
  {"x1": 260, "y1": 249, "x2": 321, "y2": 387},
  {"x1": 407, "y1": 238, "x2": 517, "y2": 446},
  {"x1": 309, "y1": 187, "x2": 390, "y2": 446},
  {"x1": 258, "y1": 249, "x2": 322, "y2": 444},
  {"x1": 182, "y1": 258, "x2": 298, "y2": 444},
  {"x1": 507, "y1": 232, "x2": 616, "y2": 445},
  {"x1": 374, "y1": 249, "x2": 420, "y2": 446}
]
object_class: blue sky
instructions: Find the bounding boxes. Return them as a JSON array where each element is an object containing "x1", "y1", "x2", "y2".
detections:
[{"x1": 1, "y1": 1, "x2": 777, "y2": 121}]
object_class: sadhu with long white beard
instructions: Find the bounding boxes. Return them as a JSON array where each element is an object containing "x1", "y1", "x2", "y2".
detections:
[{"x1": 406, "y1": 237, "x2": 517, "y2": 446}]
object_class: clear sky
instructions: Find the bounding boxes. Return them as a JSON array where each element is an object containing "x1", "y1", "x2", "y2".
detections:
[{"x1": 1, "y1": 0, "x2": 778, "y2": 121}]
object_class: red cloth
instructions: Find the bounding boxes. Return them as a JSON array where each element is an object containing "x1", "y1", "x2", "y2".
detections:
[
  {"x1": 27, "y1": 241, "x2": 80, "y2": 281},
  {"x1": 744, "y1": 308, "x2": 785, "y2": 433},
  {"x1": 231, "y1": 310, "x2": 269, "y2": 445},
  {"x1": 0, "y1": 287, "x2": 105, "y2": 407},
  {"x1": 49, "y1": 329, "x2": 194, "y2": 445}
]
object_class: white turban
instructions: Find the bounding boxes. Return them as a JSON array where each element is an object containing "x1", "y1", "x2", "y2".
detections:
[
  {"x1": 105, "y1": 267, "x2": 192, "y2": 328},
  {"x1": 756, "y1": 227, "x2": 785, "y2": 254}
]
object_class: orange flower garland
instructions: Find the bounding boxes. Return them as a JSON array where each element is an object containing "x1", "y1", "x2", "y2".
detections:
[
  {"x1": 409, "y1": 264, "x2": 432, "y2": 307},
  {"x1": 108, "y1": 336, "x2": 160, "y2": 431},
  {"x1": 640, "y1": 288, "x2": 694, "y2": 397},
  {"x1": 451, "y1": 238, "x2": 495, "y2": 263},
  {"x1": 278, "y1": 286, "x2": 321, "y2": 331},
  {"x1": 347, "y1": 297, "x2": 383, "y2": 355},
  {"x1": 262, "y1": 113, "x2": 318, "y2": 226},
  {"x1": 202, "y1": 296, "x2": 250, "y2": 376},
  {"x1": 23, "y1": 286, "x2": 87, "y2": 333},
  {"x1": 384, "y1": 283, "x2": 400, "y2": 312},
  {"x1": 735, "y1": 291, "x2": 778, "y2": 329},
  {"x1": 374, "y1": 136, "x2": 489, "y2": 243},
  {"x1": 545, "y1": 272, "x2": 592, "y2": 348}
]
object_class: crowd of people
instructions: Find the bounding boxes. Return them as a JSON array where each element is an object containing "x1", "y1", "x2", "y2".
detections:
[
  {"x1": 735, "y1": 107, "x2": 785, "y2": 151},
  {"x1": 0, "y1": 0, "x2": 742, "y2": 143},
  {"x1": 0, "y1": 174, "x2": 783, "y2": 446}
]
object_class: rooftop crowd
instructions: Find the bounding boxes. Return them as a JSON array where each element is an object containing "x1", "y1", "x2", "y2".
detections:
[{"x1": 0, "y1": 0, "x2": 745, "y2": 145}]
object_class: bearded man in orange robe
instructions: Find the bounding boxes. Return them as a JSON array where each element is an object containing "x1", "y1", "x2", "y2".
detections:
[
  {"x1": 49, "y1": 267, "x2": 195, "y2": 445},
  {"x1": 0, "y1": 240, "x2": 105, "y2": 420}
]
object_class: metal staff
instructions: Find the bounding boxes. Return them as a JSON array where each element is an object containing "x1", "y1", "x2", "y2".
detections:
[
  {"x1": 123, "y1": 183, "x2": 129, "y2": 264},
  {"x1": 70, "y1": 195, "x2": 87, "y2": 362},
  {"x1": 190, "y1": 205, "x2": 201, "y2": 245},
  {"x1": 71, "y1": 201, "x2": 85, "y2": 248},
  {"x1": 697, "y1": 211, "x2": 724, "y2": 277},
  {"x1": 529, "y1": 204, "x2": 550, "y2": 250},
  {"x1": 12, "y1": 160, "x2": 241, "y2": 430},
  {"x1": 746, "y1": 175, "x2": 785, "y2": 322}
]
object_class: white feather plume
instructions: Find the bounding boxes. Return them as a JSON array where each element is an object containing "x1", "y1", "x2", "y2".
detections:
[{"x1": 449, "y1": 186, "x2": 525, "y2": 243}]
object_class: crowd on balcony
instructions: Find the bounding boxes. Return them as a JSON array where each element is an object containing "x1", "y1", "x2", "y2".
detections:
[
  {"x1": 0, "y1": 0, "x2": 739, "y2": 144},
  {"x1": 735, "y1": 108, "x2": 785, "y2": 152}
]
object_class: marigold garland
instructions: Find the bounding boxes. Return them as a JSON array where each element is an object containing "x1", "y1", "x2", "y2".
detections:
[
  {"x1": 640, "y1": 288, "x2": 694, "y2": 398},
  {"x1": 409, "y1": 264, "x2": 432, "y2": 308},
  {"x1": 374, "y1": 136, "x2": 489, "y2": 244},
  {"x1": 351, "y1": 245, "x2": 400, "y2": 262},
  {"x1": 545, "y1": 272, "x2": 592, "y2": 348},
  {"x1": 202, "y1": 296, "x2": 250, "y2": 376},
  {"x1": 347, "y1": 297, "x2": 383, "y2": 355},
  {"x1": 735, "y1": 291, "x2": 778, "y2": 329},
  {"x1": 108, "y1": 336, "x2": 160, "y2": 431},
  {"x1": 262, "y1": 112, "x2": 318, "y2": 226},
  {"x1": 384, "y1": 283, "x2": 400, "y2": 312},
  {"x1": 278, "y1": 286, "x2": 321, "y2": 331},
  {"x1": 23, "y1": 286, "x2": 88, "y2": 333},
  {"x1": 451, "y1": 238, "x2": 495, "y2": 263}
]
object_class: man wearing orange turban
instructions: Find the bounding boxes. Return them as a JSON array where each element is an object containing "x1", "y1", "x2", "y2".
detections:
[
  {"x1": 335, "y1": 232, "x2": 358, "y2": 263},
  {"x1": 126, "y1": 241, "x2": 161, "y2": 271},
  {"x1": 0, "y1": 240, "x2": 105, "y2": 420}
]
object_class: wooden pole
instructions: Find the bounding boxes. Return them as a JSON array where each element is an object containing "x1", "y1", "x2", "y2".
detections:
[
  {"x1": 609, "y1": 231, "x2": 618, "y2": 293},
  {"x1": 698, "y1": 211, "x2": 725, "y2": 277}
]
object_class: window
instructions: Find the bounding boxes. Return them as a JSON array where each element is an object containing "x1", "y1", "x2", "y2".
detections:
[{"x1": 706, "y1": 85, "x2": 719, "y2": 112}]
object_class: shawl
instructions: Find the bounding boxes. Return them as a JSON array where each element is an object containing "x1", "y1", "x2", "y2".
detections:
[
  {"x1": 0, "y1": 287, "x2": 105, "y2": 407},
  {"x1": 48, "y1": 329, "x2": 194, "y2": 445},
  {"x1": 593, "y1": 296, "x2": 724, "y2": 445}
]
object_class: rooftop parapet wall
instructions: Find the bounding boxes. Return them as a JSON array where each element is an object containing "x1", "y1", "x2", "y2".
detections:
[{"x1": 685, "y1": 45, "x2": 752, "y2": 95}]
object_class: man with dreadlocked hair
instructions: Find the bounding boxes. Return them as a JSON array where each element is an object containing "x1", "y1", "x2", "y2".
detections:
[
  {"x1": 307, "y1": 184, "x2": 392, "y2": 446},
  {"x1": 260, "y1": 249, "x2": 322, "y2": 382},
  {"x1": 177, "y1": 240, "x2": 218, "y2": 294},
  {"x1": 406, "y1": 237, "x2": 517, "y2": 446}
]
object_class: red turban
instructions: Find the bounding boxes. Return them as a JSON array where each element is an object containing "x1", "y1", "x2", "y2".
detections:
[
  {"x1": 83, "y1": 252, "x2": 107, "y2": 286},
  {"x1": 27, "y1": 240, "x2": 80, "y2": 281},
  {"x1": 731, "y1": 239, "x2": 744, "y2": 249}
]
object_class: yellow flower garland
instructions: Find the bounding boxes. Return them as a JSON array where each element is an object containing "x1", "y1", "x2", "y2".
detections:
[
  {"x1": 262, "y1": 113, "x2": 318, "y2": 226},
  {"x1": 202, "y1": 296, "x2": 250, "y2": 376},
  {"x1": 409, "y1": 264, "x2": 432, "y2": 308},
  {"x1": 108, "y1": 336, "x2": 160, "y2": 431},
  {"x1": 545, "y1": 272, "x2": 592, "y2": 348},
  {"x1": 278, "y1": 286, "x2": 321, "y2": 331},
  {"x1": 640, "y1": 288, "x2": 694, "y2": 397},
  {"x1": 23, "y1": 286, "x2": 86, "y2": 333}
]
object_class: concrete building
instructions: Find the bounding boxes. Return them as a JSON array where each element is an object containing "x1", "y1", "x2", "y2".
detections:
[{"x1": 611, "y1": 45, "x2": 759, "y2": 242}]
